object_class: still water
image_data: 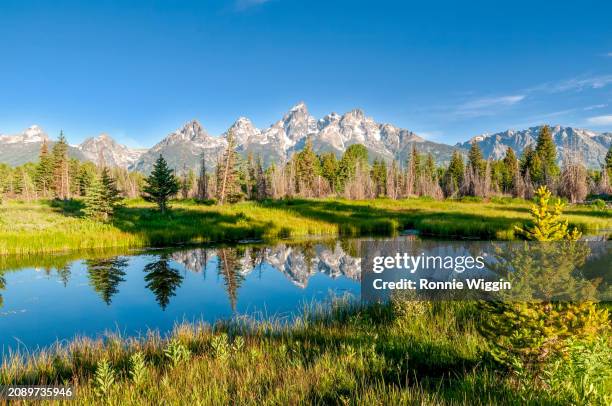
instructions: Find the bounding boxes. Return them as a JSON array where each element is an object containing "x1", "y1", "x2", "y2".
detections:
[{"x1": 0, "y1": 239, "x2": 363, "y2": 353}]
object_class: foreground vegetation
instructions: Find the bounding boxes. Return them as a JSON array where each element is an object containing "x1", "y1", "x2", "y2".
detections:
[
  {"x1": 1, "y1": 299, "x2": 609, "y2": 405},
  {"x1": 1, "y1": 196, "x2": 610, "y2": 255}
]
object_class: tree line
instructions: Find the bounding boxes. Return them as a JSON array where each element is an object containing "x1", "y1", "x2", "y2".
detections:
[{"x1": 1, "y1": 126, "x2": 611, "y2": 213}]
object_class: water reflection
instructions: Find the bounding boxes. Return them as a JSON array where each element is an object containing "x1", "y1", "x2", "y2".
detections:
[
  {"x1": 0, "y1": 240, "x2": 362, "y2": 351},
  {"x1": 86, "y1": 257, "x2": 128, "y2": 305},
  {"x1": 143, "y1": 254, "x2": 183, "y2": 310}
]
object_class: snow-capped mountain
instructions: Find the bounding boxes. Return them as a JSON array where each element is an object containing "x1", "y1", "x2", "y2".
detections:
[
  {"x1": 132, "y1": 102, "x2": 457, "y2": 172},
  {"x1": 3, "y1": 105, "x2": 612, "y2": 171},
  {"x1": 0, "y1": 125, "x2": 86, "y2": 166},
  {"x1": 79, "y1": 134, "x2": 145, "y2": 168},
  {"x1": 131, "y1": 120, "x2": 227, "y2": 173},
  {"x1": 0, "y1": 125, "x2": 49, "y2": 144},
  {"x1": 456, "y1": 125, "x2": 612, "y2": 168}
]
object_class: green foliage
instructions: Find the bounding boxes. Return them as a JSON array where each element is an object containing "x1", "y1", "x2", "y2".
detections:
[
  {"x1": 83, "y1": 168, "x2": 123, "y2": 221},
  {"x1": 83, "y1": 175, "x2": 108, "y2": 220},
  {"x1": 211, "y1": 333, "x2": 231, "y2": 361},
  {"x1": 479, "y1": 301, "x2": 608, "y2": 374},
  {"x1": 543, "y1": 337, "x2": 612, "y2": 405},
  {"x1": 535, "y1": 125, "x2": 559, "y2": 180},
  {"x1": 468, "y1": 142, "x2": 485, "y2": 176},
  {"x1": 515, "y1": 186, "x2": 581, "y2": 241},
  {"x1": 216, "y1": 130, "x2": 243, "y2": 204},
  {"x1": 294, "y1": 138, "x2": 321, "y2": 194},
  {"x1": 336, "y1": 144, "x2": 369, "y2": 191},
  {"x1": 371, "y1": 159, "x2": 387, "y2": 197},
  {"x1": 319, "y1": 152, "x2": 338, "y2": 190},
  {"x1": 129, "y1": 352, "x2": 148, "y2": 386},
  {"x1": 481, "y1": 185, "x2": 610, "y2": 389},
  {"x1": 94, "y1": 358, "x2": 116, "y2": 397},
  {"x1": 164, "y1": 339, "x2": 191, "y2": 367},
  {"x1": 142, "y1": 155, "x2": 180, "y2": 213},
  {"x1": 501, "y1": 147, "x2": 518, "y2": 193}
]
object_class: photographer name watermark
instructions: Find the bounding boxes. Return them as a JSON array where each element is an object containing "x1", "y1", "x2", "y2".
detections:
[{"x1": 360, "y1": 240, "x2": 611, "y2": 302}]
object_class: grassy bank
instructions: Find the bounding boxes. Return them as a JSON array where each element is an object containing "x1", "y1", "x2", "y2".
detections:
[
  {"x1": 2, "y1": 299, "x2": 609, "y2": 405},
  {"x1": 0, "y1": 197, "x2": 610, "y2": 255}
]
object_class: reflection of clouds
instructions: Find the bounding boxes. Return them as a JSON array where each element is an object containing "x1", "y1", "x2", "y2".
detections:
[
  {"x1": 0, "y1": 309, "x2": 27, "y2": 316},
  {"x1": 171, "y1": 242, "x2": 362, "y2": 288}
]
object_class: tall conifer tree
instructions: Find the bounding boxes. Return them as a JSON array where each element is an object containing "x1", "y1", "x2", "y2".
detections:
[{"x1": 142, "y1": 155, "x2": 180, "y2": 213}]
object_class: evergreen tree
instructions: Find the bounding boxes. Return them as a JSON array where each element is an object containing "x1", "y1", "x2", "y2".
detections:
[
  {"x1": 319, "y1": 152, "x2": 338, "y2": 191},
  {"x1": 83, "y1": 175, "x2": 108, "y2": 221},
  {"x1": 502, "y1": 147, "x2": 518, "y2": 193},
  {"x1": 197, "y1": 152, "x2": 209, "y2": 200},
  {"x1": 51, "y1": 131, "x2": 70, "y2": 199},
  {"x1": 424, "y1": 153, "x2": 436, "y2": 181},
  {"x1": 294, "y1": 138, "x2": 319, "y2": 195},
  {"x1": 371, "y1": 159, "x2": 387, "y2": 197},
  {"x1": 255, "y1": 155, "x2": 268, "y2": 200},
  {"x1": 605, "y1": 145, "x2": 612, "y2": 183},
  {"x1": 337, "y1": 144, "x2": 369, "y2": 191},
  {"x1": 216, "y1": 130, "x2": 242, "y2": 204},
  {"x1": 535, "y1": 125, "x2": 559, "y2": 181},
  {"x1": 101, "y1": 168, "x2": 122, "y2": 213},
  {"x1": 468, "y1": 142, "x2": 485, "y2": 176},
  {"x1": 142, "y1": 155, "x2": 180, "y2": 213},
  {"x1": 36, "y1": 140, "x2": 53, "y2": 196},
  {"x1": 76, "y1": 162, "x2": 97, "y2": 196},
  {"x1": 443, "y1": 150, "x2": 464, "y2": 196}
]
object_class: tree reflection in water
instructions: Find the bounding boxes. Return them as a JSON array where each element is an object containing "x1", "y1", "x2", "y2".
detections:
[
  {"x1": 85, "y1": 257, "x2": 128, "y2": 305},
  {"x1": 144, "y1": 254, "x2": 184, "y2": 310}
]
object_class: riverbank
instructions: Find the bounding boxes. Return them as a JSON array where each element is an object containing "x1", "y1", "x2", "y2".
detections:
[
  {"x1": 1, "y1": 299, "x2": 609, "y2": 404},
  {"x1": 0, "y1": 197, "x2": 610, "y2": 255}
]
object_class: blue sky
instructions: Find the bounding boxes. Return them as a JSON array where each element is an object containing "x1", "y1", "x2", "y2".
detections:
[{"x1": 1, "y1": 0, "x2": 611, "y2": 147}]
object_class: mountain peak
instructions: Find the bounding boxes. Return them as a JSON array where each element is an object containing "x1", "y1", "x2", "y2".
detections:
[
  {"x1": 0, "y1": 125, "x2": 49, "y2": 144},
  {"x1": 290, "y1": 101, "x2": 308, "y2": 113}
]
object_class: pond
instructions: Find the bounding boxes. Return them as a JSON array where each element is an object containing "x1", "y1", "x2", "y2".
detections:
[{"x1": 0, "y1": 238, "x2": 366, "y2": 354}]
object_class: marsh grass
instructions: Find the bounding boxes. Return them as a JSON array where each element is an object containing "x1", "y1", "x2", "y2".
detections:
[
  {"x1": 0, "y1": 197, "x2": 610, "y2": 255},
  {"x1": 0, "y1": 299, "x2": 575, "y2": 405}
]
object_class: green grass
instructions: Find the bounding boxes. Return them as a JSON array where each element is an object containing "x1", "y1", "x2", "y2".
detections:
[
  {"x1": 2, "y1": 299, "x2": 608, "y2": 405},
  {"x1": 0, "y1": 197, "x2": 610, "y2": 255}
]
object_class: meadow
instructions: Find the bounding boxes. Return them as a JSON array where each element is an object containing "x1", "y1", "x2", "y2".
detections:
[
  {"x1": 1, "y1": 298, "x2": 609, "y2": 405},
  {"x1": 0, "y1": 197, "x2": 610, "y2": 255}
]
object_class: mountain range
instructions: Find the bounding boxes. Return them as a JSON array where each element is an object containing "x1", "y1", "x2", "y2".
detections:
[{"x1": 1, "y1": 102, "x2": 611, "y2": 171}]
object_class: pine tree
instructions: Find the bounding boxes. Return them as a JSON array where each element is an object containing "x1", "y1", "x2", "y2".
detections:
[
  {"x1": 142, "y1": 155, "x2": 180, "y2": 213},
  {"x1": 605, "y1": 145, "x2": 612, "y2": 184},
  {"x1": 535, "y1": 125, "x2": 559, "y2": 181},
  {"x1": 371, "y1": 159, "x2": 387, "y2": 197},
  {"x1": 294, "y1": 138, "x2": 319, "y2": 196},
  {"x1": 255, "y1": 156, "x2": 268, "y2": 200},
  {"x1": 36, "y1": 140, "x2": 53, "y2": 196},
  {"x1": 197, "y1": 153, "x2": 209, "y2": 200},
  {"x1": 319, "y1": 152, "x2": 338, "y2": 192},
  {"x1": 443, "y1": 150, "x2": 464, "y2": 197},
  {"x1": 468, "y1": 142, "x2": 485, "y2": 177},
  {"x1": 51, "y1": 131, "x2": 70, "y2": 199},
  {"x1": 216, "y1": 130, "x2": 242, "y2": 204},
  {"x1": 502, "y1": 147, "x2": 518, "y2": 193},
  {"x1": 83, "y1": 175, "x2": 108, "y2": 221},
  {"x1": 101, "y1": 167, "x2": 122, "y2": 214},
  {"x1": 337, "y1": 144, "x2": 369, "y2": 191}
]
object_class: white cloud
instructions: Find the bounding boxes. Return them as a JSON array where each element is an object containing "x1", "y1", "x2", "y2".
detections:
[
  {"x1": 586, "y1": 115, "x2": 612, "y2": 126},
  {"x1": 530, "y1": 75, "x2": 612, "y2": 93},
  {"x1": 607, "y1": 52, "x2": 612, "y2": 57},
  {"x1": 454, "y1": 95, "x2": 525, "y2": 118},
  {"x1": 235, "y1": 0, "x2": 271, "y2": 10}
]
